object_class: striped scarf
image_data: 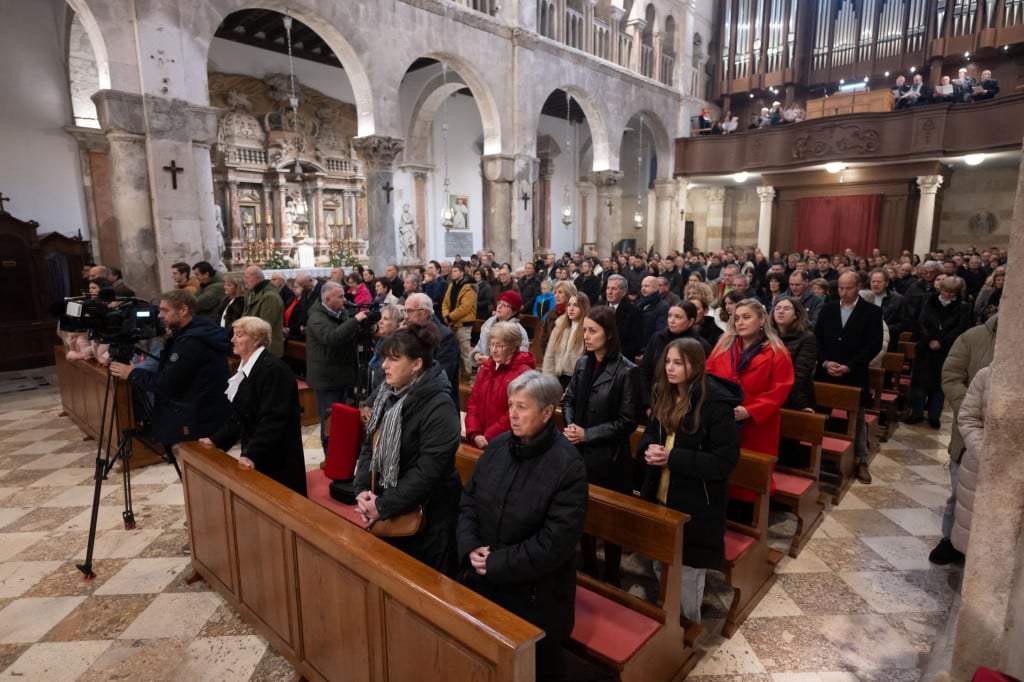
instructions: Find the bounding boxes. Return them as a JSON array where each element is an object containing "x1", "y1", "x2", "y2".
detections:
[{"x1": 365, "y1": 372, "x2": 422, "y2": 489}]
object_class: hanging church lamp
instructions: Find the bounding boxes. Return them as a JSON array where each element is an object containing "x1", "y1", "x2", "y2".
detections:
[
  {"x1": 633, "y1": 114, "x2": 645, "y2": 230},
  {"x1": 439, "y1": 63, "x2": 456, "y2": 231},
  {"x1": 561, "y1": 90, "x2": 574, "y2": 227}
]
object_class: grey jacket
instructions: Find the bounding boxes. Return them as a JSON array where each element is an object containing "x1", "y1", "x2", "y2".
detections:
[
  {"x1": 951, "y1": 366, "x2": 992, "y2": 553},
  {"x1": 941, "y1": 316, "x2": 997, "y2": 462}
]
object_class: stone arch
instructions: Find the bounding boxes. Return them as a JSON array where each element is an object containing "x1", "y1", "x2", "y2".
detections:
[
  {"x1": 664, "y1": 15, "x2": 676, "y2": 54},
  {"x1": 196, "y1": 1, "x2": 376, "y2": 136},
  {"x1": 618, "y1": 108, "x2": 671, "y2": 182},
  {"x1": 65, "y1": 0, "x2": 111, "y2": 90},
  {"x1": 406, "y1": 53, "x2": 503, "y2": 157},
  {"x1": 643, "y1": 3, "x2": 657, "y2": 41},
  {"x1": 541, "y1": 85, "x2": 612, "y2": 173},
  {"x1": 404, "y1": 72, "x2": 468, "y2": 165}
]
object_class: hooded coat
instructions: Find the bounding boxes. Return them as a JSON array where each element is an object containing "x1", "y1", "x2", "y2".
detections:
[
  {"x1": 127, "y1": 315, "x2": 232, "y2": 444},
  {"x1": 638, "y1": 374, "x2": 743, "y2": 569},
  {"x1": 941, "y1": 315, "x2": 997, "y2": 463},
  {"x1": 464, "y1": 350, "x2": 537, "y2": 443},
  {"x1": 951, "y1": 366, "x2": 992, "y2": 553}
]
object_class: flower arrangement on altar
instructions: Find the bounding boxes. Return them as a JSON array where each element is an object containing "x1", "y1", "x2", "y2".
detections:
[{"x1": 262, "y1": 250, "x2": 294, "y2": 269}]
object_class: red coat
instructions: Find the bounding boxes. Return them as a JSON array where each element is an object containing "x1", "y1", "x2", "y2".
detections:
[
  {"x1": 706, "y1": 341, "x2": 794, "y2": 499},
  {"x1": 464, "y1": 351, "x2": 536, "y2": 442}
]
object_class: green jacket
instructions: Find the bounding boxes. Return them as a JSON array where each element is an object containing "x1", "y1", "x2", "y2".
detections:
[
  {"x1": 195, "y1": 274, "x2": 225, "y2": 319},
  {"x1": 243, "y1": 280, "x2": 284, "y2": 356},
  {"x1": 941, "y1": 315, "x2": 997, "y2": 462},
  {"x1": 305, "y1": 299, "x2": 360, "y2": 390}
]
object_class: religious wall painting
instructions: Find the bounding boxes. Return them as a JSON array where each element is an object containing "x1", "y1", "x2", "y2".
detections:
[{"x1": 450, "y1": 195, "x2": 470, "y2": 230}]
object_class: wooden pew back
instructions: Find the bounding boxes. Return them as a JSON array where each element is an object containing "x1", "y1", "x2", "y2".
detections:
[
  {"x1": 179, "y1": 443, "x2": 542, "y2": 682},
  {"x1": 813, "y1": 381, "x2": 861, "y2": 440},
  {"x1": 778, "y1": 408, "x2": 826, "y2": 475}
]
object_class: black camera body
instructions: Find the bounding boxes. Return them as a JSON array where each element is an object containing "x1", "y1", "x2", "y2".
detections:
[
  {"x1": 60, "y1": 295, "x2": 165, "y2": 356},
  {"x1": 344, "y1": 300, "x2": 382, "y2": 326}
]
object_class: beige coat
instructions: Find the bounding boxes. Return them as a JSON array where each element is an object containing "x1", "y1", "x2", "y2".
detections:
[
  {"x1": 542, "y1": 317, "x2": 584, "y2": 377},
  {"x1": 951, "y1": 366, "x2": 992, "y2": 553},
  {"x1": 941, "y1": 316, "x2": 997, "y2": 462}
]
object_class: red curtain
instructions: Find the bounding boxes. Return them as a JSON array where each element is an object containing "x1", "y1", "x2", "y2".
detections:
[{"x1": 795, "y1": 194, "x2": 882, "y2": 256}]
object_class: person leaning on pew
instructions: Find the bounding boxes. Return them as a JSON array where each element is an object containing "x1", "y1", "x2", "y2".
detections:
[
  {"x1": 458, "y1": 371, "x2": 589, "y2": 682},
  {"x1": 638, "y1": 338, "x2": 742, "y2": 624}
]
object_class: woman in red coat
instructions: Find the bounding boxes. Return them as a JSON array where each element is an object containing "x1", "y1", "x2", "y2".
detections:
[
  {"x1": 706, "y1": 299, "x2": 794, "y2": 500},
  {"x1": 465, "y1": 322, "x2": 537, "y2": 447}
]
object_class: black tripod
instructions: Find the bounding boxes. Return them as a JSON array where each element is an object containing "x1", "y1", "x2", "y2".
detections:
[{"x1": 76, "y1": 348, "x2": 178, "y2": 580}]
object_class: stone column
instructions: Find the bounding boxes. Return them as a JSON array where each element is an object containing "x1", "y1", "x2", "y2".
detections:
[
  {"x1": 353, "y1": 135, "x2": 404, "y2": 272},
  {"x1": 538, "y1": 158, "x2": 556, "y2": 250},
  {"x1": 276, "y1": 175, "x2": 290, "y2": 246},
  {"x1": 756, "y1": 186, "x2": 776, "y2": 255},
  {"x1": 705, "y1": 187, "x2": 726, "y2": 253},
  {"x1": 591, "y1": 170, "x2": 624, "y2": 253},
  {"x1": 578, "y1": 179, "x2": 595, "y2": 245},
  {"x1": 951, "y1": 147, "x2": 1024, "y2": 681},
  {"x1": 92, "y1": 91, "x2": 158, "y2": 298},
  {"x1": 261, "y1": 181, "x2": 273, "y2": 238},
  {"x1": 483, "y1": 154, "x2": 516, "y2": 263},
  {"x1": 413, "y1": 171, "x2": 428, "y2": 263},
  {"x1": 226, "y1": 179, "x2": 241, "y2": 245},
  {"x1": 654, "y1": 180, "x2": 676, "y2": 252},
  {"x1": 627, "y1": 19, "x2": 646, "y2": 73},
  {"x1": 913, "y1": 175, "x2": 944, "y2": 258}
]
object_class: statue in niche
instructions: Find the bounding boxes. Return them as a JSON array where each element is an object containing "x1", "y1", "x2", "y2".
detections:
[
  {"x1": 398, "y1": 203, "x2": 418, "y2": 264},
  {"x1": 213, "y1": 208, "x2": 227, "y2": 271}
]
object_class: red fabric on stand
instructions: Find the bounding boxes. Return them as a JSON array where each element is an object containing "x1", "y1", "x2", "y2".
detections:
[{"x1": 796, "y1": 194, "x2": 882, "y2": 257}]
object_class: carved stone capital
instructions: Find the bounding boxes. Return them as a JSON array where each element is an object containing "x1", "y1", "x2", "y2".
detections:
[
  {"x1": 352, "y1": 135, "x2": 405, "y2": 172},
  {"x1": 482, "y1": 154, "x2": 516, "y2": 183},
  {"x1": 655, "y1": 179, "x2": 676, "y2": 200},
  {"x1": 756, "y1": 186, "x2": 776, "y2": 202},
  {"x1": 187, "y1": 104, "x2": 220, "y2": 147},
  {"x1": 916, "y1": 175, "x2": 944, "y2": 194},
  {"x1": 705, "y1": 187, "x2": 726, "y2": 204},
  {"x1": 93, "y1": 90, "x2": 145, "y2": 136},
  {"x1": 589, "y1": 170, "x2": 625, "y2": 188}
]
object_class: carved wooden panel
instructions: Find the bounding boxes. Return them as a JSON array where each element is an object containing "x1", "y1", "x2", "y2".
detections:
[
  {"x1": 294, "y1": 537, "x2": 372, "y2": 682},
  {"x1": 184, "y1": 469, "x2": 235, "y2": 594},
  {"x1": 383, "y1": 596, "x2": 493, "y2": 682},
  {"x1": 232, "y1": 497, "x2": 295, "y2": 648}
]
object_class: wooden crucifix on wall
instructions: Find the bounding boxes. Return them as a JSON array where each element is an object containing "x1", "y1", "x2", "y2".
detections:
[{"x1": 163, "y1": 161, "x2": 184, "y2": 190}]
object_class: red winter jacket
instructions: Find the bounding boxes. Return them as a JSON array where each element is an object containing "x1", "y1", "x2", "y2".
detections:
[{"x1": 464, "y1": 351, "x2": 537, "y2": 442}]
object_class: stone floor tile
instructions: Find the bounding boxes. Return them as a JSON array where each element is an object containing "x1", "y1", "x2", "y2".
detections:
[
  {"x1": 79, "y1": 639, "x2": 190, "y2": 681},
  {"x1": 42, "y1": 594, "x2": 156, "y2": 641},
  {"x1": 0, "y1": 596, "x2": 85, "y2": 643},
  {"x1": 117, "y1": 592, "x2": 222, "y2": 639},
  {"x1": 692, "y1": 630, "x2": 769, "y2": 676},
  {"x1": 838, "y1": 571, "x2": 942, "y2": 613},
  {"x1": 93, "y1": 557, "x2": 191, "y2": 595},
  {"x1": 827, "y1": 509, "x2": 911, "y2": 538},
  {"x1": 817, "y1": 613, "x2": 921, "y2": 671},
  {"x1": 804, "y1": 538, "x2": 894, "y2": 572},
  {"x1": 878, "y1": 508, "x2": 943, "y2": 536},
  {"x1": 0, "y1": 640, "x2": 112, "y2": 679},
  {"x1": 860, "y1": 536, "x2": 938, "y2": 571},
  {"x1": 170, "y1": 635, "x2": 268, "y2": 681},
  {"x1": 741, "y1": 616, "x2": 847, "y2": 672},
  {"x1": 776, "y1": 573, "x2": 874, "y2": 616},
  {"x1": 0, "y1": 561, "x2": 63, "y2": 598}
]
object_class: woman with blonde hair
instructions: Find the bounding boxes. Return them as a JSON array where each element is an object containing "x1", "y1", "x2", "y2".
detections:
[
  {"x1": 543, "y1": 292, "x2": 589, "y2": 388},
  {"x1": 706, "y1": 299, "x2": 794, "y2": 500}
]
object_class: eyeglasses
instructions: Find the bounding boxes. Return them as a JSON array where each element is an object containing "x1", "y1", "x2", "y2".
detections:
[
  {"x1": 488, "y1": 341, "x2": 510, "y2": 350},
  {"x1": 403, "y1": 307, "x2": 426, "y2": 315}
]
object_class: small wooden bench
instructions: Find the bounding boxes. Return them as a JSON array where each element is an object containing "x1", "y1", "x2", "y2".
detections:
[
  {"x1": 871, "y1": 351, "x2": 905, "y2": 441},
  {"x1": 774, "y1": 409, "x2": 827, "y2": 557},
  {"x1": 722, "y1": 449, "x2": 781, "y2": 637},
  {"x1": 457, "y1": 444, "x2": 699, "y2": 682},
  {"x1": 813, "y1": 381, "x2": 861, "y2": 504},
  {"x1": 283, "y1": 341, "x2": 322, "y2": 427}
]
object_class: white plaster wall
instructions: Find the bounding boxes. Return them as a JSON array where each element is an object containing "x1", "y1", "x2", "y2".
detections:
[
  {"x1": 0, "y1": 0, "x2": 89, "y2": 238},
  {"x1": 538, "y1": 113, "x2": 594, "y2": 256},
  {"x1": 207, "y1": 37, "x2": 356, "y2": 103},
  {"x1": 938, "y1": 165, "x2": 1017, "y2": 251},
  {"x1": 428, "y1": 94, "x2": 484, "y2": 258}
]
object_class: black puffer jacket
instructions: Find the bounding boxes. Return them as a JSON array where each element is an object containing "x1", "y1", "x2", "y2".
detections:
[
  {"x1": 457, "y1": 422, "x2": 588, "y2": 648},
  {"x1": 563, "y1": 352, "x2": 638, "y2": 491},
  {"x1": 780, "y1": 329, "x2": 817, "y2": 410},
  {"x1": 353, "y1": 362, "x2": 463, "y2": 575},
  {"x1": 638, "y1": 374, "x2": 742, "y2": 570}
]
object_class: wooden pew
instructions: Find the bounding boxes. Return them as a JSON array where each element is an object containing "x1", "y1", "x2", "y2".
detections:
[
  {"x1": 456, "y1": 444, "x2": 699, "y2": 682},
  {"x1": 722, "y1": 449, "x2": 780, "y2": 638},
  {"x1": 875, "y1": 351, "x2": 905, "y2": 440},
  {"x1": 54, "y1": 345, "x2": 163, "y2": 460},
  {"x1": 282, "y1": 340, "x2": 320, "y2": 427},
  {"x1": 774, "y1": 410, "x2": 827, "y2": 558},
  {"x1": 519, "y1": 314, "x2": 545, "y2": 366},
  {"x1": 178, "y1": 442, "x2": 542, "y2": 682},
  {"x1": 813, "y1": 381, "x2": 861, "y2": 504}
]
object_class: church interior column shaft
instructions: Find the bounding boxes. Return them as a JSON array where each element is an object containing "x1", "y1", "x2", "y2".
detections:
[
  {"x1": 913, "y1": 175, "x2": 944, "y2": 257},
  {"x1": 592, "y1": 170, "x2": 624, "y2": 253},
  {"x1": 483, "y1": 154, "x2": 516, "y2": 264},
  {"x1": 756, "y1": 185, "x2": 776, "y2": 255},
  {"x1": 655, "y1": 180, "x2": 676, "y2": 252},
  {"x1": 705, "y1": 187, "x2": 726, "y2": 253},
  {"x1": 353, "y1": 135, "x2": 405, "y2": 272},
  {"x1": 413, "y1": 172, "x2": 428, "y2": 263}
]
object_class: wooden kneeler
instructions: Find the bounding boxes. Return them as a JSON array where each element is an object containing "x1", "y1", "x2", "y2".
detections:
[{"x1": 774, "y1": 409, "x2": 827, "y2": 557}]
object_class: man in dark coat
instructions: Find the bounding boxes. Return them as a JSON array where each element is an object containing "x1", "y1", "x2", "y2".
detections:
[
  {"x1": 109, "y1": 290, "x2": 232, "y2": 446},
  {"x1": 517, "y1": 262, "x2": 542, "y2": 314},
  {"x1": 458, "y1": 371, "x2": 588, "y2": 682},
  {"x1": 814, "y1": 271, "x2": 883, "y2": 484},
  {"x1": 899, "y1": 261, "x2": 941, "y2": 339},
  {"x1": 636, "y1": 275, "x2": 669, "y2": 349},
  {"x1": 574, "y1": 259, "x2": 602, "y2": 304},
  {"x1": 604, "y1": 274, "x2": 643, "y2": 359},
  {"x1": 404, "y1": 293, "x2": 460, "y2": 407},
  {"x1": 306, "y1": 281, "x2": 368, "y2": 454}
]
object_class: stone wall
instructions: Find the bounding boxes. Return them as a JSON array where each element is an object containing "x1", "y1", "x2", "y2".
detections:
[{"x1": 938, "y1": 164, "x2": 1017, "y2": 251}]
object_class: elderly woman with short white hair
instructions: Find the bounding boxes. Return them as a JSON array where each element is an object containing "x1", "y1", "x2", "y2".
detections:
[{"x1": 201, "y1": 316, "x2": 307, "y2": 495}]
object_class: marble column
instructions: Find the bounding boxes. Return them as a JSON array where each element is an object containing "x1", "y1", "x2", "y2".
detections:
[
  {"x1": 591, "y1": 170, "x2": 625, "y2": 253},
  {"x1": 654, "y1": 180, "x2": 676, "y2": 253},
  {"x1": 226, "y1": 179, "x2": 241, "y2": 245},
  {"x1": 261, "y1": 181, "x2": 273, "y2": 239},
  {"x1": 483, "y1": 154, "x2": 516, "y2": 264},
  {"x1": 353, "y1": 135, "x2": 404, "y2": 272},
  {"x1": 314, "y1": 179, "x2": 325, "y2": 246},
  {"x1": 276, "y1": 175, "x2": 290, "y2": 246},
  {"x1": 413, "y1": 171, "x2": 428, "y2": 264},
  {"x1": 756, "y1": 186, "x2": 776, "y2": 255},
  {"x1": 577, "y1": 179, "x2": 594, "y2": 246},
  {"x1": 705, "y1": 187, "x2": 726, "y2": 253},
  {"x1": 951, "y1": 146, "x2": 1024, "y2": 681},
  {"x1": 913, "y1": 175, "x2": 944, "y2": 258},
  {"x1": 538, "y1": 158, "x2": 555, "y2": 250},
  {"x1": 92, "y1": 91, "x2": 158, "y2": 298}
]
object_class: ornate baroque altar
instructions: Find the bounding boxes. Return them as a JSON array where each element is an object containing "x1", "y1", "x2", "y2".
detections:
[{"x1": 209, "y1": 72, "x2": 368, "y2": 269}]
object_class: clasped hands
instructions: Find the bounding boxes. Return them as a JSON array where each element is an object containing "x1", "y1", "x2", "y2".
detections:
[
  {"x1": 355, "y1": 490, "x2": 380, "y2": 528},
  {"x1": 823, "y1": 360, "x2": 850, "y2": 378},
  {"x1": 563, "y1": 423, "x2": 585, "y2": 444},
  {"x1": 469, "y1": 545, "x2": 491, "y2": 575},
  {"x1": 644, "y1": 443, "x2": 669, "y2": 467}
]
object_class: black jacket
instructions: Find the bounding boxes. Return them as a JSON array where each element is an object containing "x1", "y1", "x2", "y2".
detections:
[
  {"x1": 127, "y1": 315, "x2": 232, "y2": 444},
  {"x1": 430, "y1": 314, "x2": 461, "y2": 407},
  {"x1": 563, "y1": 352, "x2": 638, "y2": 491},
  {"x1": 457, "y1": 422, "x2": 588, "y2": 649},
  {"x1": 912, "y1": 295, "x2": 973, "y2": 390},
  {"x1": 575, "y1": 273, "x2": 602, "y2": 305},
  {"x1": 210, "y1": 349, "x2": 307, "y2": 495},
  {"x1": 518, "y1": 274, "x2": 542, "y2": 313},
  {"x1": 899, "y1": 280, "x2": 936, "y2": 338},
  {"x1": 610, "y1": 301, "x2": 644, "y2": 360},
  {"x1": 638, "y1": 375, "x2": 742, "y2": 570},
  {"x1": 353, "y1": 363, "x2": 463, "y2": 575},
  {"x1": 780, "y1": 329, "x2": 817, "y2": 410},
  {"x1": 814, "y1": 297, "x2": 883, "y2": 395},
  {"x1": 215, "y1": 296, "x2": 245, "y2": 331},
  {"x1": 636, "y1": 293, "x2": 669, "y2": 350}
]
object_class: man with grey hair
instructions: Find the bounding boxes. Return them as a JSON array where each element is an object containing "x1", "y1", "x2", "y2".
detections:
[
  {"x1": 403, "y1": 292, "x2": 460, "y2": 406},
  {"x1": 305, "y1": 280, "x2": 368, "y2": 455},
  {"x1": 899, "y1": 260, "x2": 942, "y2": 339},
  {"x1": 402, "y1": 273, "x2": 422, "y2": 301},
  {"x1": 243, "y1": 266, "x2": 284, "y2": 356},
  {"x1": 605, "y1": 274, "x2": 642, "y2": 359}
]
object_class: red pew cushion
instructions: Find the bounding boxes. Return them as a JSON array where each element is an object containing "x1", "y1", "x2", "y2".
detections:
[
  {"x1": 724, "y1": 529, "x2": 756, "y2": 562},
  {"x1": 772, "y1": 471, "x2": 814, "y2": 497},
  {"x1": 571, "y1": 586, "x2": 661, "y2": 665},
  {"x1": 305, "y1": 469, "x2": 366, "y2": 527}
]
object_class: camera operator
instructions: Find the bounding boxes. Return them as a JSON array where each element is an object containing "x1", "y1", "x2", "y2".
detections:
[
  {"x1": 109, "y1": 290, "x2": 232, "y2": 446},
  {"x1": 306, "y1": 281, "x2": 369, "y2": 455}
]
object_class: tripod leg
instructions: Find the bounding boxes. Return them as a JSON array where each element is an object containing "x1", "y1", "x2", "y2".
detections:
[
  {"x1": 120, "y1": 437, "x2": 136, "y2": 530},
  {"x1": 77, "y1": 372, "x2": 118, "y2": 580},
  {"x1": 163, "y1": 445, "x2": 182, "y2": 480}
]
